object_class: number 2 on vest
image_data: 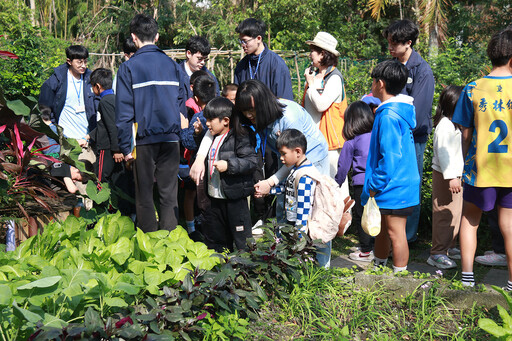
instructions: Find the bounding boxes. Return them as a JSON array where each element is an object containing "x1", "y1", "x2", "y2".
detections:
[{"x1": 488, "y1": 120, "x2": 509, "y2": 153}]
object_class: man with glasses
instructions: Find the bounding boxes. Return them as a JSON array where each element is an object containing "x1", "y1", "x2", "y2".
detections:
[
  {"x1": 39, "y1": 45, "x2": 97, "y2": 142},
  {"x1": 179, "y1": 35, "x2": 219, "y2": 98},
  {"x1": 234, "y1": 18, "x2": 293, "y2": 100}
]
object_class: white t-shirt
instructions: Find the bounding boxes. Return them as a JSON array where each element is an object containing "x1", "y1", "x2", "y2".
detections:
[{"x1": 58, "y1": 71, "x2": 89, "y2": 139}]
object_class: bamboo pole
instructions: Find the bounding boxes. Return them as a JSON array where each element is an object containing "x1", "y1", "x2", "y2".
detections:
[{"x1": 294, "y1": 52, "x2": 301, "y2": 95}]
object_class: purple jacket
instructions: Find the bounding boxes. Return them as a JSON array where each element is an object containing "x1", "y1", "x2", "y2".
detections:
[{"x1": 335, "y1": 132, "x2": 371, "y2": 186}]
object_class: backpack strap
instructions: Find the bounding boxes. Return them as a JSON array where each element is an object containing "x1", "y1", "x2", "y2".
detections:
[{"x1": 293, "y1": 166, "x2": 321, "y2": 192}]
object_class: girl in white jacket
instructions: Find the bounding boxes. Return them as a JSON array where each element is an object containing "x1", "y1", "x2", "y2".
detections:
[{"x1": 428, "y1": 85, "x2": 464, "y2": 269}]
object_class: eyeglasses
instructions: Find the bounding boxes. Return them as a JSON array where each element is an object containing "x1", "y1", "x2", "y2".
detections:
[
  {"x1": 238, "y1": 38, "x2": 255, "y2": 46},
  {"x1": 73, "y1": 59, "x2": 88, "y2": 65}
]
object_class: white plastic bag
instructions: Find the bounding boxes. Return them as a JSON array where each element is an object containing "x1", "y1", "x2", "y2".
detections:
[{"x1": 361, "y1": 197, "x2": 381, "y2": 237}]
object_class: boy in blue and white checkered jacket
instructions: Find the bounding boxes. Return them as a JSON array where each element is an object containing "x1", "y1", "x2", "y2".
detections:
[{"x1": 269, "y1": 129, "x2": 317, "y2": 233}]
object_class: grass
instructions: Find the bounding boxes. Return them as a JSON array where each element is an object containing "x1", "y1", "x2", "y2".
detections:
[{"x1": 248, "y1": 265, "x2": 495, "y2": 340}]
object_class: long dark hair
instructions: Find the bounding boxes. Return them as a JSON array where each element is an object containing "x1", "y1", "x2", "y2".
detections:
[
  {"x1": 342, "y1": 101, "x2": 374, "y2": 140},
  {"x1": 433, "y1": 85, "x2": 464, "y2": 128},
  {"x1": 203, "y1": 97, "x2": 244, "y2": 136},
  {"x1": 235, "y1": 80, "x2": 285, "y2": 132}
]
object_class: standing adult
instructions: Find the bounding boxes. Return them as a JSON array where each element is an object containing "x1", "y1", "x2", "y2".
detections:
[
  {"x1": 179, "y1": 35, "x2": 220, "y2": 99},
  {"x1": 303, "y1": 32, "x2": 347, "y2": 178},
  {"x1": 116, "y1": 14, "x2": 186, "y2": 232},
  {"x1": 113, "y1": 37, "x2": 137, "y2": 93},
  {"x1": 384, "y1": 19, "x2": 435, "y2": 243},
  {"x1": 234, "y1": 18, "x2": 294, "y2": 100},
  {"x1": 39, "y1": 45, "x2": 97, "y2": 141}
]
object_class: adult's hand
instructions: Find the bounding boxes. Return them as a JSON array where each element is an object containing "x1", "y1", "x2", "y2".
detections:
[
  {"x1": 304, "y1": 68, "x2": 315, "y2": 86},
  {"x1": 254, "y1": 179, "x2": 272, "y2": 198},
  {"x1": 190, "y1": 155, "x2": 206, "y2": 185},
  {"x1": 124, "y1": 153, "x2": 134, "y2": 162}
]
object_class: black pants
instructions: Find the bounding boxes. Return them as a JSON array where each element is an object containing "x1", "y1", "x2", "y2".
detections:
[
  {"x1": 133, "y1": 142, "x2": 179, "y2": 232},
  {"x1": 95, "y1": 149, "x2": 135, "y2": 216},
  {"x1": 202, "y1": 197, "x2": 252, "y2": 253},
  {"x1": 353, "y1": 185, "x2": 374, "y2": 253},
  {"x1": 252, "y1": 145, "x2": 278, "y2": 222}
]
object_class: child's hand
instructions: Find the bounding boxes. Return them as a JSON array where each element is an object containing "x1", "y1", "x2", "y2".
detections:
[
  {"x1": 77, "y1": 139, "x2": 88, "y2": 147},
  {"x1": 449, "y1": 178, "x2": 462, "y2": 194},
  {"x1": 113, "y1": 152, "x2": 124, "y2": 163},
  {"x1": 193, "y1": 117, "x2": 203, "y2": 135},
  {"x1": 180, "y1": 113, "x2": 189, "y2": 129},
  {"x1": 213, "y1": 160, "x2": 228, "y2": 172}
]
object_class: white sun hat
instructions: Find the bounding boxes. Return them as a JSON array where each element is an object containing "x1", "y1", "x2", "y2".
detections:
[{"x1": 306, "y1": 32, "x2": 340, "y2": 56}]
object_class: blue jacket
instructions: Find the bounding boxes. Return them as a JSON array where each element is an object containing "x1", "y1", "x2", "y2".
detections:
[
  {"x1": 399, "y1": 49, "x2": 435, "y2": 143},
  {"x1": 39, "y1": 63, "x2": 97, "y2": 130},
  {"x1": 181, "y1": 110, "x2": 206, "y2": 151},
  {"x1": 115, "y1": 45, "x2": 186, "y2": 155},
  {"x1": 361, "y1": 95, "x2": 420, "y2": 209},
  {"x1": 235, "y1": 44, "x2": 294, "y2": 100},
  {"x1": 178, "y1": 62, "x2": 220, "y2": 99}
]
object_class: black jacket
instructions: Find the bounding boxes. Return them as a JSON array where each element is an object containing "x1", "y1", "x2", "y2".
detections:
[
  {"x1": 205, "y1": 128, "x2": 258, "y2": 200},
  {"x1": 89, "y1": 93, "x2": 120, "y2": 152}
]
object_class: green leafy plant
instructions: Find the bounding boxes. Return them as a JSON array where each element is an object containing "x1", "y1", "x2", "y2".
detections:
[{"x1": 478, "y1": 286, "x2": 512, "y2": 339}]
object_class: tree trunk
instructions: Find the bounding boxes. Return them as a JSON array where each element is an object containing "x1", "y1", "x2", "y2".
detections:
[
  {"x1": 428, "y1": 24, "x2": 439, "y2": 59},
  {"x1": 29, "y1": 0, "x2": 37, "y2": 26}
]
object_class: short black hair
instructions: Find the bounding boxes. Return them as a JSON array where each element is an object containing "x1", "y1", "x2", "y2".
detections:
[
  {"x1": 78, "y1": 159, "x2": 95, "y2": 184},
  {"x1": 276, "y1": 129, "x2": 307, "y2": 154},
  {"x1": 203, "y1": 97, "x2": 234, "y2": 120},
  {"x1": 190, "y1": 70, "x2": 209, "y2": 87},
  {"x1": 65, "y1": 45, "x2": 88, "y2": 60},
  {"x1": 310, "y1": 45, "x2": 338, "y2": 67},
  {"x1": 384, "y1": 19, "x2": 419, "y2": 47},
  {"x1": 221, "y1": 83, "x2": 238, "y2": 97},
  {"x1": 193, "y1": 74, "x2": 216, "y2": 104},
  {"x1": 371, "y1": 59, "x2": 409, "y2": 96},
  {"x1": 90, "y1": 68, "x2": 113, "y2": 90},
  {"x1": 130, "y1": 14, "x2": 158, "y2": 43},
  {"x1": 342, "y1": 101, "x2": 374, "y2": 140},
  {"x1": 235, "y1": 79, "x2": 285, "y2": 132},
  {"x1": 203, "y1": 97, "x2": 243, "y2": 136},
  {"x1": 123, "y1": 37, "x2": 137, "y2": 54},
  {"x1": 39, "y1": 104, "x2": 52, "y2": 121},
  {"x1": 186, "y1": 36, "x2": 211, "y2": 56},
  {"x1": 235, "y1": 18, "x2": 266, "y2": 38},
  {"x1": 487, "y1": 28, "x2": 512, "y2": 67}
]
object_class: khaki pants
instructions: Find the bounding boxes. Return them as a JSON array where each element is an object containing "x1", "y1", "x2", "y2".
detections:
[{"x1": 431, "y1": 169, "x2": 463, "y2": 255}]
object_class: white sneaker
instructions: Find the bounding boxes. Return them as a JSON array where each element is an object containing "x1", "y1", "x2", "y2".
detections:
[
  {"x1": 349, "y1": 250, "x2": 374, "y2": 262},
  {"x1": 252, "y1": 220, "x2": 264, "y2": 235},
  {"x1": 475, "y1": 251, "x2": 507, "y2": 266},
  {"x1": 447, "y1": 247, "x2": 461, "y2": 260}
]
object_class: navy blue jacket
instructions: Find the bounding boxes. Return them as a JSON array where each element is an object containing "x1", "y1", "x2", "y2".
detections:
[
  {"x1": 234, "y1": 44, "x2": 294, "y2": 100},
  {"x1": 115, "y1": 45, "x2": 186, "y2": 155},
  {"x1": 178, "y1": 62, "x2": 220, "y2": 99},
  {"x1": 39, "y1": 63, "x2": 97, "y2": 130},
  {"x1": 181, "y1": 110, "x2": 207, "y2": 151},
  {"x1": 399, "y1": 49, "x2": 435, "y2": 143}
]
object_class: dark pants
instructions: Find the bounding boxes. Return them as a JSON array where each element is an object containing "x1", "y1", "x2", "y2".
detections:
[
  {"x1": 96, "y1": 149, "x2": 135, "y2": 216},
  {"x1": 202, "y1": 197, "x2": 252, "y2": 253},
  {"x1": 133, "y1": 142, "x2": 179, "y2": 232},
  {"x1": 353, "y1": 185, "x2": 374, "y2": 252},
  {"x1": 252, "y1": 143, "x2": 278, "y2": 223}
]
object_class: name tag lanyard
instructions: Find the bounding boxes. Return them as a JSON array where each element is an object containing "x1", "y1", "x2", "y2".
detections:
[
  {"x1": 72, "y1": 74, "x2": 83, "y2": 107},
  {"x1": 249, "y1": 52, "x2": 262, "y2": 80},
  {"x1": 209, "y1": 130, "x2": 230, "y2": 179}
]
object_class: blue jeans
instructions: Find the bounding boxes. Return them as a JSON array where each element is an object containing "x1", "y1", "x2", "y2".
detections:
[{"x1": 406, "y1": 141, "x2": 426, "y2": 242}]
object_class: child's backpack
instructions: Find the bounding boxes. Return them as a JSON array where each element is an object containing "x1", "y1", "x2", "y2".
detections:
[{"x1": 294, "y1": 167, "x2": 352, "y2": 243}]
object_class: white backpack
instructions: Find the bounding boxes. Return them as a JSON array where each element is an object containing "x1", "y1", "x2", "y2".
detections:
[{"x1": 293, "y1": 167, "x2": 351, "y2": 243}]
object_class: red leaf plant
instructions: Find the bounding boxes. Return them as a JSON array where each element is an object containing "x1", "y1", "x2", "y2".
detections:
[{"x1": 1, "y1": 123, "x2": 61, "y2": 219}]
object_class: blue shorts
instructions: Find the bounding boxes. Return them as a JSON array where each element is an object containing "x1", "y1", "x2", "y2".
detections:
[{"x1": 463, "y1": 184, "x2": 512, "y2": 212}]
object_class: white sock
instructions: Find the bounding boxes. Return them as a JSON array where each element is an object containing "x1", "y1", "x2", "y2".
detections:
[
  {"x1": 186, "y1": 220, "x2": 195, "y2": 233},
  {"x1": 393, "y1": 265, "x2": 407, "y2": 274},
  {"x1": 373, "y1": 256, "x2": 388, "y2": 270},
  {"x1": 461, "y1": 272, "x2": 475, "y2": 286}
]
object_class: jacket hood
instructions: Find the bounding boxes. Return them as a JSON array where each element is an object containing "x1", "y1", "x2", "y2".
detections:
[
  {"x1": 53, "y1": 63, "x2": 91, "y2": 82},
  {"x1": 404, "y1": 49, "x2": 422, "y2": 69},
  {"x1": 249, "y1": 44, "x2": 269, "y2": 61},
  {"x1": 377, "y1": 94, "x2": 416, "y2": 129}
]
